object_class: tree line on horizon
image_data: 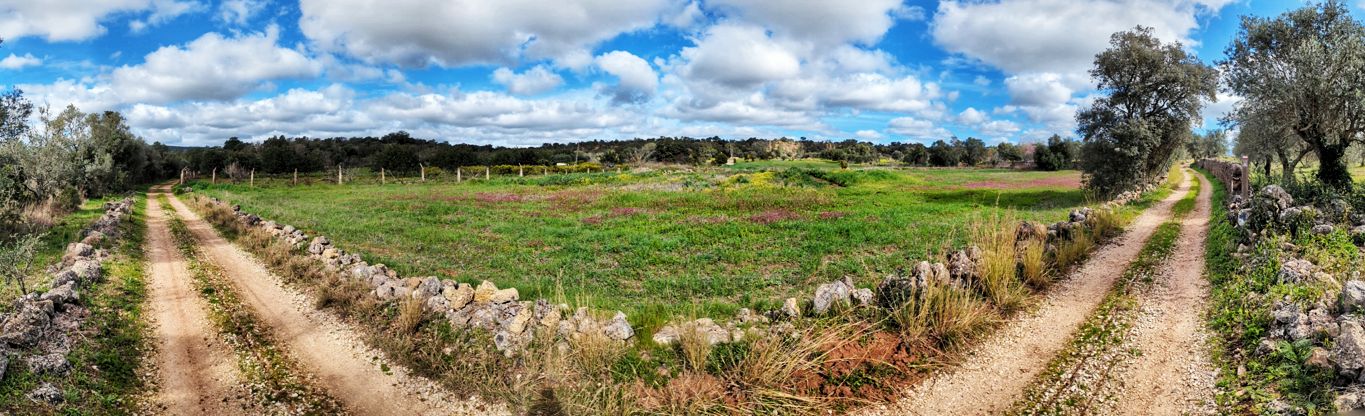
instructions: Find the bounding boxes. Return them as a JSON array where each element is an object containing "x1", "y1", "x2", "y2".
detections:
[{"x1": 178, "y1": 132, "x2": 1089, "y2": 178}]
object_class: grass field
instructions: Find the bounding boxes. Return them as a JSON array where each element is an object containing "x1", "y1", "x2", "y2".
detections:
[{"x1": 193, "y1": 166, "x2": 1089, "y2": 329}]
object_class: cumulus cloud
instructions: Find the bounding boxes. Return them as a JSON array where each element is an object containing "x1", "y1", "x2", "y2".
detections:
[
  {"x1": 594, "y1": 51, "x2": 658, "y2": 104},
  {"x1": 0, "y1": 0, "x2": 199, "y2": 41},
  {"x1": 681, "y1": 24, "x2": 802, "y2": 88},
  {"x1": 218, "y1": 0, "x2": 270, "y2": 26},
  {"x1": 932, "y1": 0, "x2": 1226, "y2": 75},
  {"x1": 298, "y1": 0, "x2": 675, "y2": 67},
  {"x1": 0, "y1": 53, "x2": 40, "y2": 69},
  {"x1": 492, "y1": 66, "x2": 565, "y2": 96},
  {"x1": 111, "y1": 26, "x2": 320, "y2": 103},
  {"x1": 705, "y1": 0, "x2": 906, "y2": 46},
  {"x1": 888, "y1": 116, "x2": 951, "y2": 140},
  {"x1": 958, "y1": 107, "x2": 988, "y2": 125}
]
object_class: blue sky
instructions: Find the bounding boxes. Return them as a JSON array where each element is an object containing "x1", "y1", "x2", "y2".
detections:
[{"x1": 0, "y1": 0, "x2": 1323, "y2": 147}]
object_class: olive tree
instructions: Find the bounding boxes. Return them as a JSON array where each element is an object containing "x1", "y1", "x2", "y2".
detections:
[
  {"x1": 1223, "y1": 0, "x2": 1365, "y2": 188},
  {"x1": 1232, "y1": 102, "x2": 1312, "y2": 182},
  {"x1": 1078, "y1": 27, "x2": 1218, "y2": 198}
]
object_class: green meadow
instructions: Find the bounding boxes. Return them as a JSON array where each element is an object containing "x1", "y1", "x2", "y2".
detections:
[{"x1": 193, "y1": 166, "x2": 1087, "y2": 330}]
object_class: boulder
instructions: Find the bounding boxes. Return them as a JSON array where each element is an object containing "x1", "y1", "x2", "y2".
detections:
[
  {"x1": 603, "y1": 312, "x2": 634, "y2": 341},
  {"x1": 1344, "y1": 280, "x2": 1365, "y2": 313},
  {"x1": 812, "y1": 278, "x2": 853, "y2": 314},
  {"x1": 1313, "y1": 224, "x2": 1335, "y2": 235},
  {"x1": 415, "y1": 277, "x2": 442, "y2": 299},
  {"x1": 1332, "y1": 320, "x2": 1365, "y2": 373},
  {"x1": 71, "y1": 259, "x2": 101, "y2": 283},
  {"x1": 443, "y1": 283, "x2": 475, "y2": 310},
  {"x1": 64, "y1": 243, "x2": 93, "y2": 260}
]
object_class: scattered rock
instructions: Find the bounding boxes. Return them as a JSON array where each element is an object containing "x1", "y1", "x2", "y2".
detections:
[
  {"x1": 490, "y1": 288, "x2": 519, "y2": 304},
  {"x1": 603, "y1": 312, "x2": 633, "y2": 341},
  {"x1": 812, "y1": 278, "x2": 852, "y2": 314},
  {"x1": 1307, "y1": 346, "x2": 1333, "y2": 371},
  {"x1": 851, "y1": 288, "x2": 874, "y2": 307},
  {"x1": 26, "y1": 382, "x2": 62, "y2": 405},
  {"x1": 1313, "y1": 224, "x2": 1335, "y2": 235},
  {"x1": 443, "y1": 283, "x2": 474, "y2": 310},
  {"x1": 780, "y1": 297, "x2": 800, "y2": 319},
  {"x1": 1278, "y1": 259, "x2": 1316, "y2": 284},
  {"x1": 1333, "y1": 321, "x2": 1365, "y2": 373},
  {"x1": 1344, "y1": 280, "x2": 1365, "y2": 313},
  {"x1": 25, "y1": 352, "x2": 70, "y2": 375}
]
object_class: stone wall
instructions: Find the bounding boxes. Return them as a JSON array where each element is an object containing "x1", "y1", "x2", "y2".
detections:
[
  {"x1": 1196, "y1": 159, "x2": 1250, "y2": 200},
  {"x1": 208, "y1": 198, "x2": 635, "y2": 354},
  {"x1": 0, "y1": 198, "x2": 135, "y2": 404}
]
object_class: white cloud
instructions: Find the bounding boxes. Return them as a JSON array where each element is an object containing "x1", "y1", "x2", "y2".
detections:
[
  {"x1": 111, "y1": 26, "x2": 320, "y2": 103},
  {"x1": 705, "y1": 0, "x2": 906, "y2": 46},
  {"x1": 932, "y1": 0, "x2": 1227, "y2": 75},
  {"x1": 491, "y1": 66, "x2": 565, "y2": 96},
  {"x1": 681, "y1": 24, "x2": 802, "y2": 88},
  {"x1": 218, "y1": 0, "x2": 269, "y2": 26},
  {"x1": 958, "y1": 107, "x2": 988, "y2": 125},
  {"x1": 0, "y1": 0, "x2": 198, "y2": 41},
  {"x1": 0, "y1": 53, "x2": 40, "y2": 69},
  {"x1": 594, "y1": 51, "x2": 658, "y2": 104},
  {"x1": 888, "y1": 116, "x2": 951, "y2": 140},
  {"x1": 298, "y1": 0, "x2": 674, "y2": 67},
  {"x1": 855, "y1": 129, "x2": 882, "y2": 140},
  {"x1": 130, "y1": 0, "x2": 204, "y2": 33}
]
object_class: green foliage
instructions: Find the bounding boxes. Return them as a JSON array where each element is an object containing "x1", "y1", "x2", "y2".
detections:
[
  {"x1": 1224, "y1": 0, "x2": 1365, "y2": 189},
  {"x1": 1078, "y1": 26, "x2": 1218, "y2": 198},
  {"x1": 1033, "y1": 135, "x2": 1079, "y2": 171}
]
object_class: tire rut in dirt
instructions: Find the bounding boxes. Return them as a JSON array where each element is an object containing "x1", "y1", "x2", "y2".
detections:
[
  {"x1": 161, "y1": 192, "x2": 494, "y2": 415},
  {"x1": 861, "y1": 175, "x2": 1195, "y2": 416},
  {"x1": 144, "y1": 188, "x2": 248, "y2": 415}
]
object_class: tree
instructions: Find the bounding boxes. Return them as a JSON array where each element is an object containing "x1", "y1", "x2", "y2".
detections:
[
  {"x1": 371, "y1": 144, "x2": 420, "y2": 173},
  {"x1": 0, "y1": 88, "x2": 32, "y2": 142},
  {"x1": 996, "y1": 142, "x2": 1024, "y2": 163},
  {"x1": 1234, "y1": 104, "x2": 1312, "y2": 182},
  {"x1": 1223, "y1": 1, "x2": 1365, "y2": 188},
  {"x1": 961, "y1": 137, "x2": 987, "y2": 166},
  {"x1": 928, "y1": 140, "x2": 960, "y2": 167},
  {"x1": 0, "y1": 232, "x2": 43, "y2": 294},
  {"x1": 1035, "y1": 135, "x2": 1079, "y2": 171},
  {"x1": 1078, "y1": 27, "x2": 1218, "y2": 197}
]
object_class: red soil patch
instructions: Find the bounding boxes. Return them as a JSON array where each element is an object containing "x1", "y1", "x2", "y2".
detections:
[
  {"x1": 816, "y1": 331, "x2": 919, "y2": 401},
  {"x1": 749, "y1": 209, "x2": 802, "y2": 224},
  {"x1": 819, "y1": 211, "x2": 848, "y2": 220},
  {"x1": 610, "y1": 207, "x2": 648, "y2": 217},
  {"x1": 474, "y1": 192, "x2": 526, "y2": 203},
  {"x1": 961, "y1": 175, "x2": 1081, "y2": 190}
]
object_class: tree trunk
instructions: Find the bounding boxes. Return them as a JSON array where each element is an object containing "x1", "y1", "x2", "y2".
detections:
[{"x1": 1316, "y1": 143, "x2": 1353, "y2": 189}]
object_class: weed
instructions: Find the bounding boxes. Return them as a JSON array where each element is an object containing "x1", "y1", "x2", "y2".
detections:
[{"x1": 395, "y1": 297, "x2": 427, "y2": 334}]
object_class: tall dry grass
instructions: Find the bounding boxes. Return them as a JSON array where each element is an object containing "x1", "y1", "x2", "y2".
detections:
[
  {"x1": 1019, "y1": 239, "x2": 1051, "y2": 288},
  {"x1": 971, "y1": 210, "x2": 1029, "y2": 312},
  {"x1": 1053, "y1": 229, "x2": 1094, "y2": 270},
  {"x1": 888, "y1": 280, "x2": 995, "y2": 349},
  {"x1": 724, "y1": 321, "x2": 864, "y2": 414}
]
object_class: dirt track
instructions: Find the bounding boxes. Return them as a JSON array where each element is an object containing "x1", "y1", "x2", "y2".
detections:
[
  {"x1": 160, "y1": 192, "x2": 497, "y2": 415},
  {"x1": 862, "y1": 174, "x2": 1195, "y2": 416},
  {"x1": 1113, "y1": 170, "x2": 1218, "y2": 415},
  {"x1": 144, "y1": 188, "x2": 246, "y2": 414}
]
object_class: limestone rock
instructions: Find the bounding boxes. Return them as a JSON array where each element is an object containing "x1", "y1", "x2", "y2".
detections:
[
  {"x1": 26, "y1": 382, "x2": 62, "y2": 405},
  {"x1": 1278, "y1": 259, "x2": 1316, "y2": 284},
  {"x1": 1344, "y1": 280, "x2": 1365, "y2": 313},
  {"x1": 490, "y1": 288, "x2": 519, "y2": 304},
  {"x1": 70, "y1": 259, "x2": 101, "y2": 282},
  {"x1": 0, "y1": 301, "x2": 52, "y2": 347},
  {"x1": 780, "y1": 297, "x2": 800, "y2": 319},
  {"x1": 39, "y1": 283, "x2": 78, "y2": 307},
  {"x1": 443, "y1": 283, "x2": 474, "y2": 310},
  {"x1": 25, "y1": 353, "x2": 70, "y2": 375},
  {"x1": 474, "y1": 281, "x2": 498, "y2": 304},
  {"x1": 1312, "y1": 224, "x2": 1335, "y2": 235},
  {"x1": 507, "y1": 306, "x2": 534, "y2": 334},
  {"x1": 851, "y1": 288, "x2": 874, "y2": 307},
  {"x1": 812, "y1": 278, "x2": 853, "y2": 314},
  {"x1": 1333, "y1": 320, "x2": 1365, "y2": 372},
  {"x1": 1306, "y1": 347, "x2": 1333, "y2": 371},
  {"x1": 603, "y1": 312, "x2": 633, "y2": 341}
]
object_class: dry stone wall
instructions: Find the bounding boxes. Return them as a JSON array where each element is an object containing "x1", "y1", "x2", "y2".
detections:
[
  {"x1": 211, "y1": 198, "x2": 635, "y2": 354},
  {"x1": 0, "y1": 198, "x2": 134, "y2": 404}
]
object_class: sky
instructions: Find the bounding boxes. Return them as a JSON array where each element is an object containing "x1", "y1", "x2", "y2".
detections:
[{"x1": 0, "y1": 0, "x2": 1326, "y2": 147}]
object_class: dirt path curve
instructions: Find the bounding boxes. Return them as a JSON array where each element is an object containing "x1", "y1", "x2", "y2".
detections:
[
  {"x1": 1114, "y1": 170, "x2": 1217, "y2": 415},
  {"x1": 861, "y1": 174, "x2": 1195, "y2": 416},
  {"x1": 145, "y1": 187, "x2": 247, "y2": 415},
  {"x1": 161, "y1": 192, "x2": 497, "y2": 416}
]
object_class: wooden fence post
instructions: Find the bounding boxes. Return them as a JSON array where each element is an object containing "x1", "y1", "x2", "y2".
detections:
[
  {"x1": 293, "y1": 169, "x2": 298, "y2": 185},
  {"x1": 212, "y1": 168, "x2": 217, "y2": 184},
  {"x1": 179, "y1": 168, "x2": 185, "y2": 185},
  {"x1": 381, "y1": 167, "x2": 386, "y2": 185},
  {"x1": 457, "y1": 167, "x2": 462, "y2": 182},
  {"x1": 420, "y1": 164, "x2": 426, "y2": 182},
  {"x1": 485, "y1": 166, "x2": 490, "y2": 180},
  {"x1": 519, "y1": 165, "x2": 524, "y2": 177},
  {"x1": 338, "y1": 165, "x2": 343, "y2": 185},
  {"x1": 250, "y1": 169, "x2": 255, "y2": 187}
]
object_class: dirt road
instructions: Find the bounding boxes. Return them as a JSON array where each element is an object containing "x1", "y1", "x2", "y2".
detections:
[
  {"x1": 144, "y1": 188, "x2": 246, "y2": 414},
  {"x1": 863, "y1": 174, "x2": 1195, "y2": 416},
  {"x1": 1113, "y1": 170, "x2": 1218, "y2": 415},
  {"x1": 161, "y1": 192, "x2": 497, "y2": 415}
]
